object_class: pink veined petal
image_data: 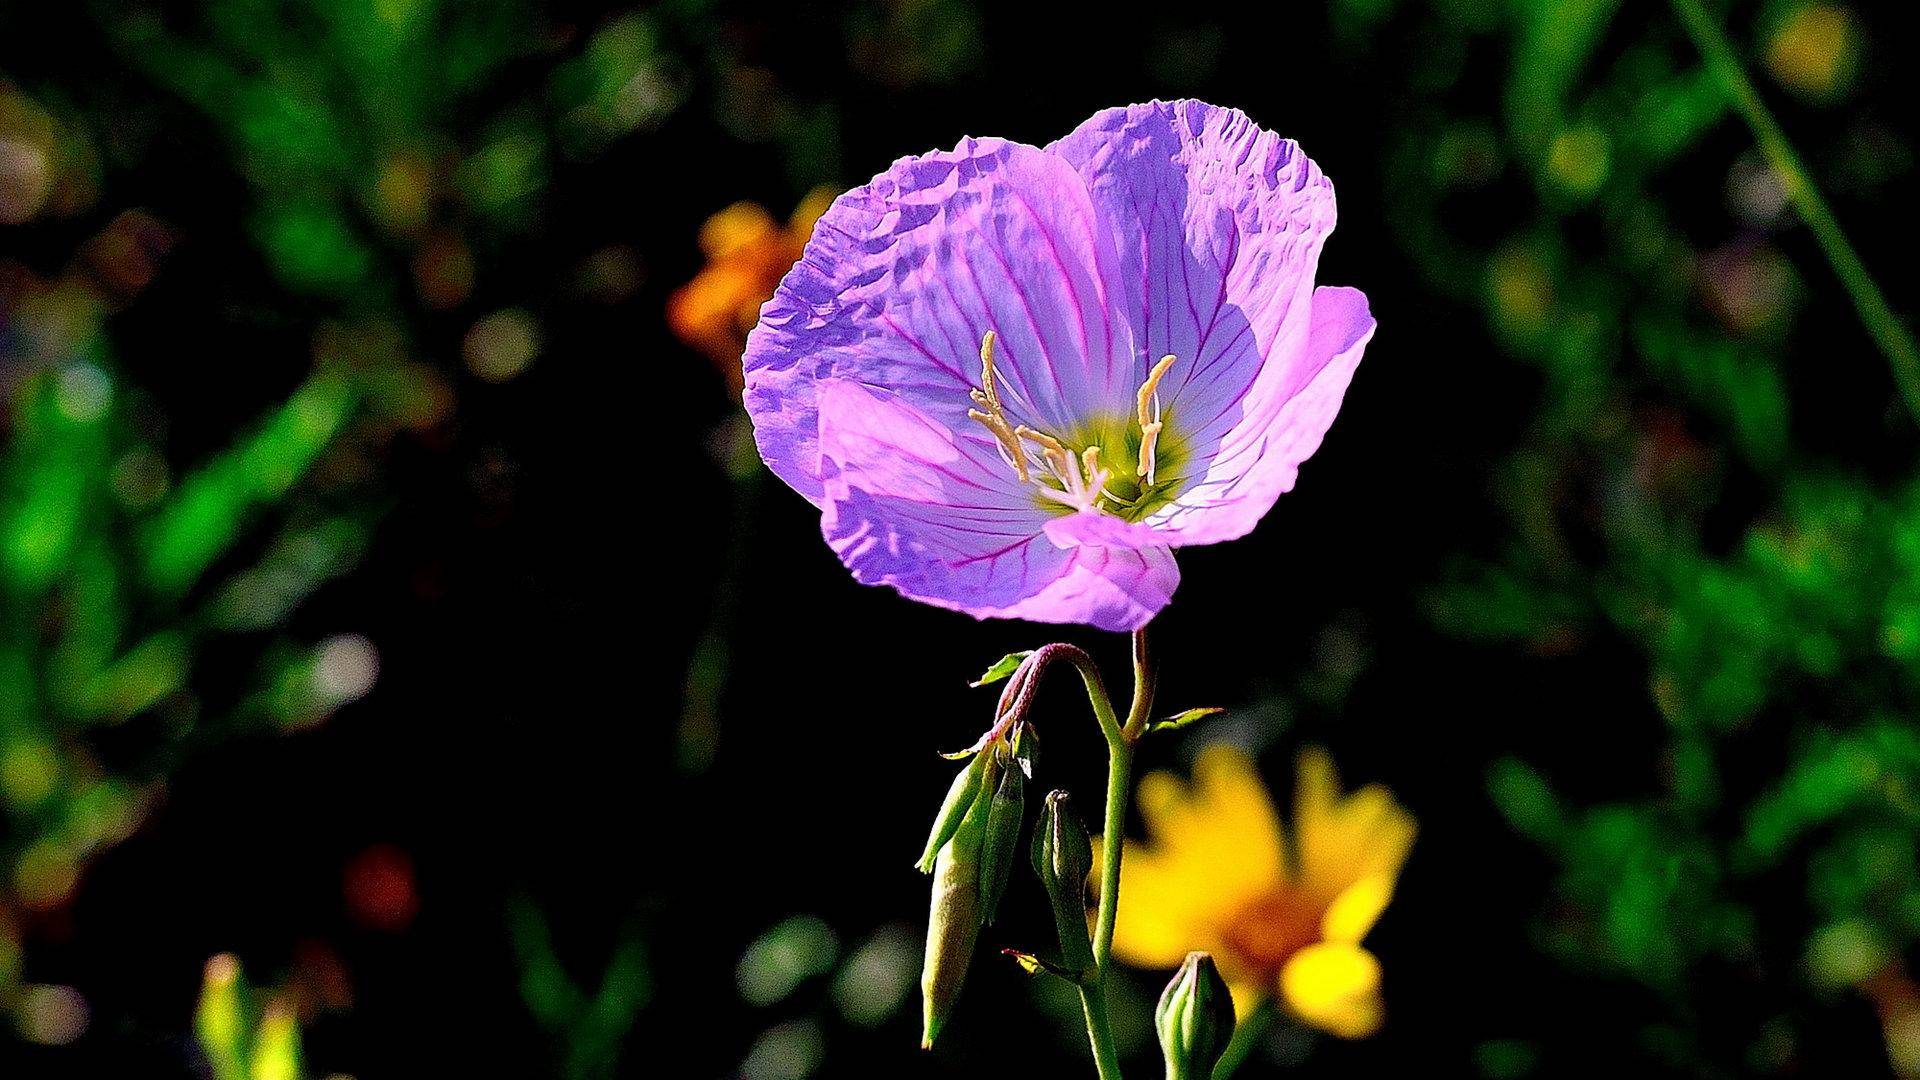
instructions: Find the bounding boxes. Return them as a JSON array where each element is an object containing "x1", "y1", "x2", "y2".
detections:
[
  {"x1": 1148, "y1": 286, "x2": 1374, "y2": 543},
  {"x1": 743, "y1": 136, "x2": 1136, "y2": 507},
  {"x1": 1043, "y1": 509, "x2": 1164, "y2": 550},
  {"x1": 815, "y1": 379, "x2": 1178, "y2": 632},
  {"x1": 1048, "y1": 100, "x2": 1361, "y2": 546},
  {"x1": 992, "y1": 543, "x2": 1179, "y2": 632}
]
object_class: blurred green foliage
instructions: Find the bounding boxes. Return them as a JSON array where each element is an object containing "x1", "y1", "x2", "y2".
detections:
[
  {"x1": 509, "y1": 898, "x2": 652, "y2": 1080},
  {"x1": 3, "y1": 0, "x2": 687, "y2": 1045},
  {"x1": 1341, "y1": 0, "x2": 1919, "y2": 1071}
]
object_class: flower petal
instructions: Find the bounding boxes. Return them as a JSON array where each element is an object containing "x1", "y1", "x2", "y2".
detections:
[
  {"x1": 1154, "y1": 286, "x2": 1374, "y2": 543},
  {"x1": 1292, "y1": 746, "x2": 1416, "y2": 910},
  {"x1": 1049, "y1": 100, "x2": 1366, "y2": 546},
  {"x1": 1320, "y1": 873, "x2": 1398, "y2": 945},
  {"x1": 1042, "y1": 509, "x2": 1163, "y2": 550},
  {"x1": 816, "y1": 379, "x2": 1176, "y2": 631},
  {"x1": 1142, "y1": 744, "x2": 1290, "y2": 884},
  {"x1": 744, "y1": 136, "x2": 1136, "y2": 506},
  {"x1": 1105, "y1": 745, "x2": 1288, "y2": 968},
  {"x1": 1134, "y1": 746, "x2": 1289, "y2": 903},
  {"x1": 1279, "y1": 941, "x2": 1384, "y2": 1039},
  {"x1": 1104, "y1": 840, "x2": 1222, "y2": 969}
]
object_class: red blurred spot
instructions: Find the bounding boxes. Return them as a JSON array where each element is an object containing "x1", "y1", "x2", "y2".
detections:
[
  {"x1": 291, "y1": 938, "x2": 356, "y2": 1014},
  {"x1": 343, "y1": 844, "x2": 419, "y2": 933}
]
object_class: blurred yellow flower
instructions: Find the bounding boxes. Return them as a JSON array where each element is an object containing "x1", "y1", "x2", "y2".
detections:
[
  {"x1": 668, "y1": 188, "x2": 835, "y2": 390},
  {"x1": 1103, "y1": 744, "x2": 1414, "y2": 1039},
  {"x1": 1764, "y1": 3, "x2": 1857, "y2": 100}
]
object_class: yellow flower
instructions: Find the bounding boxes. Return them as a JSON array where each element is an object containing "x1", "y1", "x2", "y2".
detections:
[
  {"x1": 1103, "y1": 744, "x2": 1415, "y2": 1039},
  {"x1": 668, "y1": 188, "x2": 836, "y2": 390}
]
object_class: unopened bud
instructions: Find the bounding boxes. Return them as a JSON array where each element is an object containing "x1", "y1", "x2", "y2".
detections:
[
  {"x1": 250, "y1": 996, "x2": 304, "y2": 1080},
  {"x1": 1155, "y1": 951, "x2": 1235, "y2": 1080},
  {"x1": 196, "y1": 954, "x2": 247, "y2": 1080},
  {"x1": 1031, "y1": 790, "x2": 1095, "y2": 977},
  {"x1": 977, "y1": 726, "x2": 1035, "y2": 924},
  {"x1": 921, "y1": 753, "x2": 997, "y2": 1049}
]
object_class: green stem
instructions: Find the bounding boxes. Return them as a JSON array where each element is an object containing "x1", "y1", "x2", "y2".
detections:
[
  {"x1": 1068, "y1": 627, "x2": 1155, "y2": 1080},
  {"x1": 1668, "y1": 0, "x2": 1920, "y2": 423},
  {"x1": 1210, "y1": 997, "x2": 1276, "y2": 1079}
]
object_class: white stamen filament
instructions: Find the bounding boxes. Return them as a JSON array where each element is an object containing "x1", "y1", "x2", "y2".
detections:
[
  {"x1": 967, "y1": 331, "x2": 1029, "y2": 483},
  {"x1": 1135, "y1": 353, "x2": 1176, "y2": 485},
  {"x1": 965, "y1": 332, "x2": 1175, "y2": 515}
]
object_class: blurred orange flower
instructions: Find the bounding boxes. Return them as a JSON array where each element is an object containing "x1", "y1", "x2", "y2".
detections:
[
  {"x1": 1103, "y1": 744, "x2": 1415, "y2": 1038},
  {"x1": 669, "y1": 188, "x2": 835, "y2": 391}
]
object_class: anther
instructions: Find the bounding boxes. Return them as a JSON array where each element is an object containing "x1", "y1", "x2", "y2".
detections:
[
  {"x1": 1135, "y1": 354, "x2": 1176, "y2": 484},
  {"x1": 1015, "y1": 426, "x2": 1066, "y2": 454},
  {"x1": 968, "y1": 331, "x2": 1029, "y2": 482}
]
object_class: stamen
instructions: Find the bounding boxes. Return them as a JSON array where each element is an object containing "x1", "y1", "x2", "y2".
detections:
[
  {"x1": 1081, "y1": 445, "x2": 1113, "y2": 510},
  {"x1": 1015, "y1": 426, "x2": 1065, "y2": 454},
  {"x1": 1135, "y1": 354, "x2": 1176, "y2": 484},
  {"x1": 967, "y1": 331, "x2": 1028, "y2": 482},
  {"x1": 979, "y1": 332, "x2": 1003, "y2": 410},
  {"x1": 963, "y1": 330, "x2": 1128, "y2": 515}
]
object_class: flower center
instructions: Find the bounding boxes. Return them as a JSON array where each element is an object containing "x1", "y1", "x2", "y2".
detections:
[
  {"x1": 1217, "y1": 886, "x2": 1324, "y2": 979},
  {"x1": 965, "y1": 331, "x2": 1184, "y2": 521}
]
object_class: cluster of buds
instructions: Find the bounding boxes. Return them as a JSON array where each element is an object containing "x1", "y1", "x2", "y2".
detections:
[{"x1": 917, "y1": 645, "x2": 1230, "y2": 1073}]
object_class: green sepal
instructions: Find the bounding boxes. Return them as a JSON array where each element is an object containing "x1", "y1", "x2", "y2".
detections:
[
  {"x1": 917, "y1": 750, "x2": 992, "y2": 873},
  {"x1": 1011, "y1": 721, "x2": 1039, "y2": 777},
  {"x1": 1147, "y1": 707, "x2": 1225, "y2": 735},
  {"x1": 970, "y1": 651, "x2": 1033, "y2": 688}
]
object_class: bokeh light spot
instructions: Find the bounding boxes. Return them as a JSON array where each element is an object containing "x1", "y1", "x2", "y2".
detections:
[
  {"x1": 737, "y1": 914, "x2": 838, "y2": 1007},
  {"x1": 16, "y1": 984, "x2": 89, "y2": 1045},
  {"x1": 343, "y1": 842, "x2": 419, "y2": 932},
  {"x1": 314, "y1": 633, "x2": 379, "y2": 705},
  {"x1": 462, "y1": 308, "x2": 543, "y2": 383}
]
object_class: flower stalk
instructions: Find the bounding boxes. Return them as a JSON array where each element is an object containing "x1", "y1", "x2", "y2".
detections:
[
  {"x1": 1076, "y1": 627, "x2": 1155, "y2": 1080},
  {"x1": 1668, "y1": 0, "x2": 1920, "y2": 424}
]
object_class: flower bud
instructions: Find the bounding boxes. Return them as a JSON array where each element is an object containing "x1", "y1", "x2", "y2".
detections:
[
  {"x1": 1155, "y1": 951, "x2": 1236, "y2": 1080},
  {"x1": 921, "y1": 754, "x2": 997, "y2": 1049},
  {"x1": 250, "y1": 997, "x2": 304, "y2": 1080},
  {"x1": 1030, "y1": 789, "x2": 1095, "y2": 977},
  {"x1": 196, "y1": 954, "x2": 247, "y2": 1080},
  {"x1": 976, "y1": 726, "x2": 1036, "y2": 924}
]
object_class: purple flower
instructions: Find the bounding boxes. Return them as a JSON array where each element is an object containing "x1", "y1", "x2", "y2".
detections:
[{"x1": 742, "y1": 100, "x2": 1375, "y2": 632}]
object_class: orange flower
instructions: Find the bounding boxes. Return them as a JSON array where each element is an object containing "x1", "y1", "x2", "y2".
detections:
[
  {"x1": 668, "y1": 189, "x2": 835, "y2": 391},
  {"x1": 1102, "y1": 744, "x2": 1415, "y2": 1038}
]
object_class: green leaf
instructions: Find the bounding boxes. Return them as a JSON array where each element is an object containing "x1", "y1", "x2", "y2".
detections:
[
  {"x1": 1000, "y1": 948, "x2": 1083, "y2": 983},
  {"x1": 1147, "y1": 707, "x2": 1225, "y2": 735},
  {"x1": 970, "y1": 651, "x2": 1032, "y2": 688}
]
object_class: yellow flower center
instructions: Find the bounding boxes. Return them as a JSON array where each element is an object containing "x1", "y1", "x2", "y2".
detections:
[
  {"x1": 965, "y1": 331, "x2": 1185, "y2": 520},
  {"x1": 1216, "y1": 886, "x2": 1325, "y2": 979}
]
